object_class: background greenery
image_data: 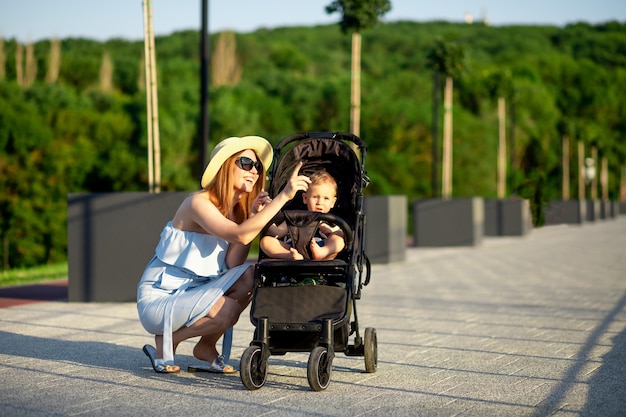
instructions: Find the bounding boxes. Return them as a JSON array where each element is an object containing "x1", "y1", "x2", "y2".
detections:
[{"x1": 1, "y1": 20, "x2": 625, "y2": 269}]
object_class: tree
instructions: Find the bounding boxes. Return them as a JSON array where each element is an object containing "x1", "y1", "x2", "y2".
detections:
[
  {"x1": 325, "y1": 0, "x2": 391, "y2": 136},
  {"x1": 426, "y1": 39, "x2": 465, "y2": 198},
  {"x1": 484, "y1": 69, "x2": 514, "y2": 198}
]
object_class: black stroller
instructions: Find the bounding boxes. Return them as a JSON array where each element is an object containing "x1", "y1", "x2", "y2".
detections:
[{"x1": 239, "y1": 132, "x2": 377, "y2": 391}]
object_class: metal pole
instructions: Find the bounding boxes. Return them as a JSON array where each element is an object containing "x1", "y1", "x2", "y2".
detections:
[{"x1": 199, "y1": 0, "x2": 210, "y2": 179}]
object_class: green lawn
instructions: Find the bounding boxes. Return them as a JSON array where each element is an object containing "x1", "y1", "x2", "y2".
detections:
[{"x1": 0, "y1": 262, "x2": 68, "y2": 288}]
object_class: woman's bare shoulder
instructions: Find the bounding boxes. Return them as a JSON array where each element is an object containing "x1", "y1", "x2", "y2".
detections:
[{"x1": 172, "y1": 192, "x2": 215, "y2": 231}]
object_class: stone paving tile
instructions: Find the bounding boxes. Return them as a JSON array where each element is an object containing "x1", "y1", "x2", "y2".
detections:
[{"x1": 1, "y1": 218, "x2": 626, "y2": 416}]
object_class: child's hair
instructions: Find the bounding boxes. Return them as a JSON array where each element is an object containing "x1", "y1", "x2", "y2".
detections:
[{"x1": 309, "y1": 171, "x2": 337, "y2": 195}]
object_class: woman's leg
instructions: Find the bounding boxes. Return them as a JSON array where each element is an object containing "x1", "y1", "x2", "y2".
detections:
[
  {"x1": 153, "y1": 269, "x2": 254, "y2": 368},
  {"x1": 225, "y1": 267, "x2": 254, "y2": 310}
]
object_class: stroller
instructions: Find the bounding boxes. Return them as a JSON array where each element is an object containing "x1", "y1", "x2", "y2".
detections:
[{"x1": 239, "y1": 132, "x2": 377, "y2": 391}]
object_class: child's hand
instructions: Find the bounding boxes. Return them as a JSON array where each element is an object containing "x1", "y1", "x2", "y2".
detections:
[{"x1": 318, "y1": 222, "x2": 333, "y2": 236}]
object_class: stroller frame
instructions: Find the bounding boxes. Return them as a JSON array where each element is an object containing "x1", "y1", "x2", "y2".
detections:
[{"x1": 240, "y1": 132, "x2": 376, "y2": 391}]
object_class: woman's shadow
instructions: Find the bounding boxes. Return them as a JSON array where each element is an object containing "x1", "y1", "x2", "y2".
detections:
[{"x1": 0, "y1": 330, "x2": 146, "y2": 373}]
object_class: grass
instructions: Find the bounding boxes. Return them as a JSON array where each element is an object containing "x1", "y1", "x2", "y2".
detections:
[{"x1": 0, "y1": 262, "x2": 68, "y2": 288}]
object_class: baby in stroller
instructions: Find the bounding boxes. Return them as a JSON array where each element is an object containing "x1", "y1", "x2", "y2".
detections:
[{"x1": 260, "y1": 170, "x2": 345, "y2": 261}]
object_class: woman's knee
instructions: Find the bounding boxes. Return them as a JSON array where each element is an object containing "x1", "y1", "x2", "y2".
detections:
[
  {"x1": 227, "y1": 269, "x2": 253, "y2": 296},
  {"x1": 207, "y1": 296, "x2": 240, "y2": 329}
]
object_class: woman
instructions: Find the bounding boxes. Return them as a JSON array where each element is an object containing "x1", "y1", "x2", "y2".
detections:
[{"x1": 137, "y1": 135, "x2": 310, "y2": 373}]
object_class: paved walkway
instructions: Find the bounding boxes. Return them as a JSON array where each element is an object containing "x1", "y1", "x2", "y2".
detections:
[{"x1": 1, "y1": 217, "x2": 625, "y2": 416}]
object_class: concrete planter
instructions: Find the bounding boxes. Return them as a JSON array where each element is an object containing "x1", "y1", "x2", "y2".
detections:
[
  {"x1": 611, "y1": 201, "x2": 621, "y2": 217},
  {"x1": 543, "y1": 200, "x2": 586, "y2": 226},
  {"x1": 600, "y1": 200, "x2": 619, "y2": 219},
  {"x1": 484, "y1": 199, "x2": 532, "y2": 237},
  {"x1": 364, "y1": 195, "x2": 407, "y2": 264},
  {"x1": 68, "y1": 192, "x2": 408, "y2": 301},
  {"x1": 586, "y1": 200, "x2": 601, "y2": 222},
  {"x1": 412, "y1": 198, "x2": 484, "y2": 247},
  {"x1": 68, "y1": 192, "x2": 189, "y2": 302},
  {"x1": 620, "y1": 202, "x2": 626, "y2": 215}
]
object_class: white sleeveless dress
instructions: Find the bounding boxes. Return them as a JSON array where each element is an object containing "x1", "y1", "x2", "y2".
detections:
[{"x1": 137, "y1": 222, "x2": 251, "y2": 363}]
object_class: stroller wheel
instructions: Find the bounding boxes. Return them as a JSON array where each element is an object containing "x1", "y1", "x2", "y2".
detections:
[
  {"x1": 364, "y1": 327, "x2": 378, "y2": 373},
  {"x1": 240, "y1": 345, "x2": 268, "y2": 390},
  {"x1": 307, "y1": 346, "x2": 333, "y2": 391}
]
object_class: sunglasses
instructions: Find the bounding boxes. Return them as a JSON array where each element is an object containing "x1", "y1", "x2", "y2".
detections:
[{"x1": 235, "y1": 156, "x2": 263, "y2": 172}]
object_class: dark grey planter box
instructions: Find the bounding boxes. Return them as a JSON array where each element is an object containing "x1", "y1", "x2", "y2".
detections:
[
  {"x1": 364, "y1": 195, "x2": 407, "y2": 264},
  {"x1": 68, "y1": 192, "x2": 189, "y2": 302},
  {"x1": 412, "y1": 198, "x2": 484, "y2": 247},
  {"x1": 484, "y1": 199, "x2": 532, "y2": 236},
  {"x1": 612, "y1": 201, "x2": 621, "y2": 217},
  {"x1": 620, "y1": 202, "x2": 626, "y2": 215},
  {"x1": 543, "y1": 200, "x2": 586, "y2": 225},
  {"x1": 586, "y1": 200, "x2": 601, "y2": 222},
  {"x1": 600, "y1": 200, "x2": 615, "y2": 219}
]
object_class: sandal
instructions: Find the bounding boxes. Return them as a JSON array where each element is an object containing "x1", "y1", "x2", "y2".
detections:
[
  {"x1": 143, "y1": 344, "x2": 180, "y2": 373},
  {"x1": 188, "y1": 355, "x2": 236, "y2": 374}
]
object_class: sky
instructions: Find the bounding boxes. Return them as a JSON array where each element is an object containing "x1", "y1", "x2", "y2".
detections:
[{"x1": 1, "y1": 0, "x2": 626, "y2": 43}]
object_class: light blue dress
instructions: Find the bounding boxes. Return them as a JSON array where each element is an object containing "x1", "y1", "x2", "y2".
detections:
[{"x1": 137, "y1": 222, "x2": 251, "y2": 363}]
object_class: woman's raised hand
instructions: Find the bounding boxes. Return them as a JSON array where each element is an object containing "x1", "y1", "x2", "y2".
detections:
[
  {"x1": 250, "y1": 190, "x2": 272, "y2": 216},
  {"x1": 282, "y1": 161, "x2": 310, "y2": 199}
]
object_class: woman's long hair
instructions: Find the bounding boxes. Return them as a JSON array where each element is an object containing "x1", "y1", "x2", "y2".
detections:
[{"x1": 205, "y1": 151, "x2": 266, "y2": 223}]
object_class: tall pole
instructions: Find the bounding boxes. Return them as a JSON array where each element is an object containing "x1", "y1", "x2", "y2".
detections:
[
  {"x1": 350, "y1": 32, "x2": 361, "y2": 136},
  {"x1": 621, "y1": 164, "x2": 626, "y2": 201},
  {"x1": 199, "y1": 0, "x2": 210, "y2": 179},
  {"x1": 578, "y1": 141, "x2": 585, "y2": 200},
  {"x1": 591, "y1": 146, "x2": 598, "y2": 200},
  {"x1": 562, "y1": 135, "x2": 569, "y2": 200},
  {"x1": 142, "y1": 0, "x2": 154, "y2": 193},
  {"x1": 497, "y1": 97, "x2": 506, "y2": 198},
  {"x1": 601, "y1": 156, "x2": 608, "y2": 201},
  {"x1": 142, "y1": 0, "x2": 160, "y2": 193},
  {"x1": 431, "y1": 71, "x2": 440, "y2": 198},
  {"x1": 148, "y1": 2, "x2": 161, "y2": 193},
  {"x1": 442, "y1": 76, "x2": 453, "y2": 199}
]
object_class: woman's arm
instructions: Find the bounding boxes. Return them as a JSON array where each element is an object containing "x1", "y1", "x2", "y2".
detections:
[
  {"x1": 191, "y1": 162, "x2": 309, "y2": 245},
  {"x1": 226, "y1": 241, "x2": 251, "y2": 268}
]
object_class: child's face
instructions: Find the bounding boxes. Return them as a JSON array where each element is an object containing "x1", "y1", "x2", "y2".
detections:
[{"x1": 303, "y1": 183, "x2": 337, "y2": 213}]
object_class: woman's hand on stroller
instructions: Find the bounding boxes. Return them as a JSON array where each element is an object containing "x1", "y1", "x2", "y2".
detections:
[{"x1": 281, "y1": 161, "x2": 311, "y2": 199}]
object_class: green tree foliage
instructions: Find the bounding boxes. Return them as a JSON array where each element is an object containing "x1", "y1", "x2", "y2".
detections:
[
  {"x1": 325, "y1": 0, "x2": 392, "y2": 33},
  {"x1": 0, "y1": 21, "x2": 625, "y2": 267}
]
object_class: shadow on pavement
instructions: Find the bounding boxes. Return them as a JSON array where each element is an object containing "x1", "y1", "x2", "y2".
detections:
[
  {"x1": 581, "y1": 321, "x2": 626, "y2": 416},
  {"x1": 532, "y1": 290, "x2": 626, "y2": 417},
  {"x1": 0, "y1": 280, "x2": 67, "y2": 308}
]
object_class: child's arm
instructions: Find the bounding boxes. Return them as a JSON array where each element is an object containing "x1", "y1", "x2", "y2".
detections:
[
  {"x1": 319, "y1": 222, "x2": 344, "y2": 238},
  {"x1": 265, "y1": 221, "x2": 288, "y2": 238}
]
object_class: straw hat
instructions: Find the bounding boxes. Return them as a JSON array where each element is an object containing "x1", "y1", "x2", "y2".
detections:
[{"x1": 200, "y1": 136, "x2": 273, "y2": 188}]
